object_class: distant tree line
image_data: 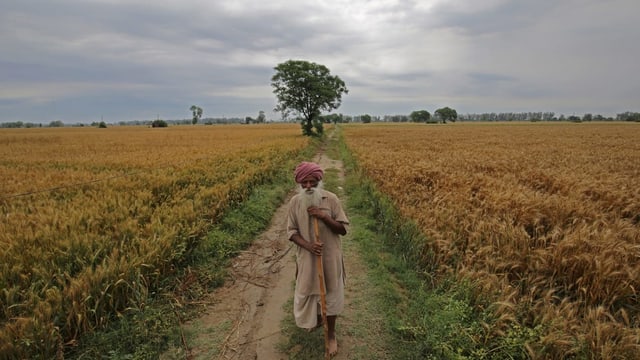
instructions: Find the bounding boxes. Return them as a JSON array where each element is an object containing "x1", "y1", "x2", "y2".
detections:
[
  {"x1": 142, "y1": 117, "x2": 251, "y2": 127},
  {"x1": 0, "y1": 117, "x2": 249, "y2": 128},
  {"x1": 616, "y1": 111, "x2": 640, "y2": 122},
  {"x1": 2, "y1": 111, "x2": 638, "y2": 129},
  {"x1": 313, "y1": 110, "x2": 640, "y2": 124},
  {"x1": 456, "y1": 111, "x2": 640, "y2": 122},
  {"x1": 0, "y1": 121, "x2": 43, "y2": 128},
  {"x1": 346, "y1": 111, "x2": 640, "y2": 124}
]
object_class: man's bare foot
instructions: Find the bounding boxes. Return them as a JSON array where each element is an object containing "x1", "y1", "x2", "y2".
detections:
[{"x1": 328, "y1": 337, "x2": 338, "y2": 357}]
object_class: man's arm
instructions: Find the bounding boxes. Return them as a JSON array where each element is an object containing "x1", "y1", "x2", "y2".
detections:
[
  {"x1": 290, "y1": 233, "x2": 323, "y2": 256},
  {"x1": 307, "y1": 207, "x2": 347, "y2": 235}
]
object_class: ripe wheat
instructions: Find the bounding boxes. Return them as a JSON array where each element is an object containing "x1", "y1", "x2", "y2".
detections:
[
  {"x1": 0, "y1": 124, "x2": 307, "y2": 358},
  {"x1": 343, "y1": 122, "x2": 640, "y2": 358}
]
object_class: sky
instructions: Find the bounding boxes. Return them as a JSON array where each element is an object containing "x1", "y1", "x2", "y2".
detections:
[{"x1": 1, "y1": 0, "x2": 638, "y2": 123}]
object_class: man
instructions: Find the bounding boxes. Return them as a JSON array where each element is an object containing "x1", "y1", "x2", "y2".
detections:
[{"x1": 287, "y1": 161, "x2": 349, "y2": 357}]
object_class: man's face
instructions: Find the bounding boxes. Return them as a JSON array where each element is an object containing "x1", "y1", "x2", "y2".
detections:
[
  {"x1": 299, "y1": 175, "x2": 322, "y2": 207},
  {"x1": 300, "y1": 175, "x2": 319, "y2": 192}
]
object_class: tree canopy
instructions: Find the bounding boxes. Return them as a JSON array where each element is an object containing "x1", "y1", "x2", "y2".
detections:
[
  {"x1": 190, "y1": 105, "x2": 203, "y2": 125},
  {"x1": 435, "y1": 107, "x2": 458, "y2": 123},
  {"x1": 271, "y1": 60, "x2": 348, "y2": 136},
  {"x1": 409, "y1": 110, "x2": 431, "y2": 123}
]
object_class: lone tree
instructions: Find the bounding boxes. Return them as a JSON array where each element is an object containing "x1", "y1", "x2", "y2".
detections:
[
  {"x1": 434, "y1": 107, "x2": 457, "y2": 123},
  {"x1": 409, "y1": 110, "x2": 431, "y2": 123},
  {"x1": 271, "y1": 60, "x2": 348, "y2": 136},
  {"x1": 190, "y1": 105, "x2": 203, "y2": 125},
  {"x1": 256, "y1": 110, "x2": 266, "y2": 123}
]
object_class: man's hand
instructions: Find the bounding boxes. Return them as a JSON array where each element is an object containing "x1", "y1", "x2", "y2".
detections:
[
  {"x1": 308, "y1": 240, "x2": 323, "y2": 256},
  {"x1": 307, "y1": 206, "x2": 347, "y2": 236},
  {"x1": 307, "y1": 206, "x2": 326, "y2": 221},
  {"x1": 290, "y1": 233, "x2": 324, "y2": 255}
]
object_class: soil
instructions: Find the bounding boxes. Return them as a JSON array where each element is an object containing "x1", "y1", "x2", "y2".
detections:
[{"x1": 180, "y1": 149, "x2": 366, "y2": 359}]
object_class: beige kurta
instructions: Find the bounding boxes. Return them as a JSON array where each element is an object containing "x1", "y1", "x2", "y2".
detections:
[{"x1": 287, "y1": 189, "x2": 349, "y2": 328}]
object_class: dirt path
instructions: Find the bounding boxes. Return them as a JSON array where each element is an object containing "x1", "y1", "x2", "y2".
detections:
[{"x1": 180, "y1": 147, "x2": 365, "y2": 359}]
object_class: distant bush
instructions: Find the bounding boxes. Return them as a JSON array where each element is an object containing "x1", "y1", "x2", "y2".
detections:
[{"x1": 151, "y1": 120, "x2": 168, "y2": 128}]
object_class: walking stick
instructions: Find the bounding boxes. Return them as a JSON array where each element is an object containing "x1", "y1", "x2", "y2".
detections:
[{"x1": 313, "y1": 217, "x2": 330, "y2": 360}]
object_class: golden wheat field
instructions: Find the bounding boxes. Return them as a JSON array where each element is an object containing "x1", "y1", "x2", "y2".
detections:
[
  {"x1": 0, "y1": 124, "x2": 307, "y2": 358},
  {"x1": 342, "y1": 122, "x2": 640, "y2": 359}
]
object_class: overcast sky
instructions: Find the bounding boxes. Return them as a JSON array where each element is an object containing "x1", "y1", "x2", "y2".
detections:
[{"x1": 1, "y1": 0, "x2": 638, "y2": 123}]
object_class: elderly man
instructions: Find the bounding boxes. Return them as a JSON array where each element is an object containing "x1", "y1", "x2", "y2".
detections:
[{"x1": 287, "y1": 161, "x2": 349, "y2": 357}]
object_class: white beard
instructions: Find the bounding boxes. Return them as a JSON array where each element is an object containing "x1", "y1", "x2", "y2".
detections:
[{"x1": 299, "y1": 180, "x2": 324, "y2": 208}]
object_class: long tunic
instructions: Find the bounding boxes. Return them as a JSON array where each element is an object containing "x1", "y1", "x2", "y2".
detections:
[{"x1": 286, "y1": 189, "x2": 349, "y2": 328}]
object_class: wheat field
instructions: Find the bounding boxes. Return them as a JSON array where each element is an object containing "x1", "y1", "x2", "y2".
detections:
[
  {"x1": 2, "y1": 122, "x2": 638, "y2": 358},
  {"x1": 0, "y1": 124, "x2": 307, "y2": 358},
  {"x1": 342, "y1": 122, "x2": 640, "y2": 358}
]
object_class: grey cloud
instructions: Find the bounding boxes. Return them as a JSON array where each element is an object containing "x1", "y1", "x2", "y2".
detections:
[
  {"x1": 467, "y1": 72, "x2": 515, "y2": 84},
  {"x1": 425, "y1": 1, "x2": 559, "y2": 34},
  {"x1": 1, "y1": 0, "x2": 638, "y2": 123}
]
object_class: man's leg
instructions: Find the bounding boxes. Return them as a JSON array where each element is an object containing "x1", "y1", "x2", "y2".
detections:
[{"x1": 327, "y1": 315, "x2": 338, "y2": 355}]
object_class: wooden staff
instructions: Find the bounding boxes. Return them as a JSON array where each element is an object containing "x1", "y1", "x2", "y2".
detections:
[{"x1": 313, "y1": 217, "x2": 330, "y2": 359}]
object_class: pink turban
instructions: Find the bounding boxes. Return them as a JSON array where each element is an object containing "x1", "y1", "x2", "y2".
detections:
[{"x1": 294, "y1": 161, "x2": 324, "y2": 183}]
